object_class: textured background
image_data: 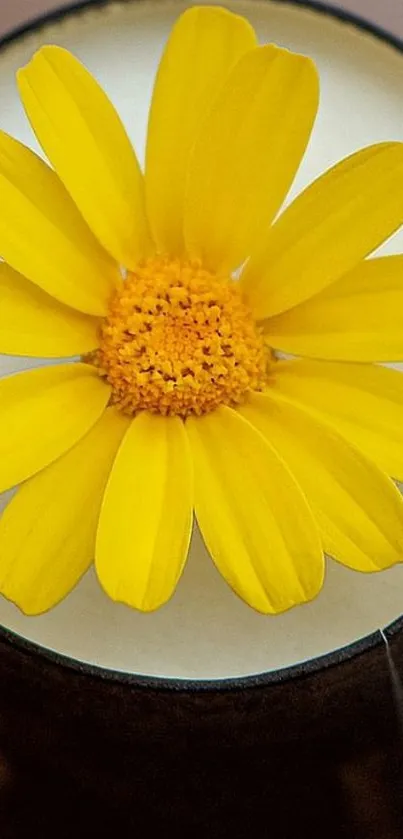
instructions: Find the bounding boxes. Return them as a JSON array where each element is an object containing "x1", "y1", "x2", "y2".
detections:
[{"x1": 0, "y1": 0, "x2": 403, "y2": 38}]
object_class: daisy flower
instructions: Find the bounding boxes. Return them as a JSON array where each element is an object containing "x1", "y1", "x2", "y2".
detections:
[{"x1": 1, "y1": 6, "x2": 403, "y2": 617}]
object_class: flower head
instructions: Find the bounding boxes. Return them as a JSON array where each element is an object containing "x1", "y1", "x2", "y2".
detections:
[{"x1": 1, "y1": 6, "x2": 403, "y2": 616}]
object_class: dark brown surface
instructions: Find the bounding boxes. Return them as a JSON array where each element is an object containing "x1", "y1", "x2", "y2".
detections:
[{"x1": 0, "y1": 627, "x2": 402, "y2": 836}]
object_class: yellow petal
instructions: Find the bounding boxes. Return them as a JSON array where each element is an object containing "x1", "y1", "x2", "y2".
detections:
[
  {"x1": 96, "y1": 413, "x2": 193, "y2": 611},
  {"x1": 185, "y1": 44, "x2": 319, "y2": 274},
  {"x1": 186, "y1": 406, "x2": 324, "y2": 614},
  {"x1": 0, "y1": 261, "x2": 100, "y2": 357},
  {"x1": 145, "y1": 5, "x2": 256, "y2": 255},
  {"x1": 0, "y1": 362, "x2": 110, "y2": 493},
  {"x1": 242, "y1": 143, "x2": 403, "y2": 319},
  {"x1": 265, "y1": 255, "x2": 403, "y2": 361},
  {"x1": 0, "y1": 130, "x2": 118, "y2": 315},
  {"x1": 18, "y1": 46, "x2": 151, "y2": 268},
  {"x1": 0, "y1": 407, "x2": 129, "y2": 615},
  {"x1": 272, "y1": 359, "x2": 403, "y2": 481},
  {"x1": 240, "y1": 392, "x2": 403, "y2": 572}
]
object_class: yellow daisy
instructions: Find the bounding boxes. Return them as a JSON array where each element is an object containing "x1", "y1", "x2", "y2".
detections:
[{"x1": 1, "y1": 5, "x2": 403, "y2": 617}]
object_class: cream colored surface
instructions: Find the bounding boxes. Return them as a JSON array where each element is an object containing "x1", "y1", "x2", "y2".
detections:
[{"x1": 1, "y1": 0, "x2": 403, "y2": 678}]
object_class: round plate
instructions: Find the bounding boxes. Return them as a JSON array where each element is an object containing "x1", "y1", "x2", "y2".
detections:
[{"x1": 0, "y1": 0, "x2": 403, "y2": 681}]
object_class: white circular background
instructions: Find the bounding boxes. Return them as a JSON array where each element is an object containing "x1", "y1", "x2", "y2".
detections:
[{"x1": 0, "y1": 0, "x2": 403, "y2": 680}]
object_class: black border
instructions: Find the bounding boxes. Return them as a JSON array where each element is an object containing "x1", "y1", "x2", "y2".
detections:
[
  {"x1": 0, "y1": 0, "x2": 402, "y2": 692},
  {"x1": 1, "y1": 0, "x2": 403, "y2": 53}
]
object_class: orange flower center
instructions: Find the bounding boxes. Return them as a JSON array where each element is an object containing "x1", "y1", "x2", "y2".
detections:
[{"x1": 93, "y1": 256, "x2": 270, "y2": 417}]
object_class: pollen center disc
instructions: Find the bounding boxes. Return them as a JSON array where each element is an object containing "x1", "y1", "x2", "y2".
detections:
[
  {"x1": 1, "y1": 0, "x2": 403, "y2": 680},
  {"x1": 95, "y1": 256, "x2": 269, "y2": 417}
]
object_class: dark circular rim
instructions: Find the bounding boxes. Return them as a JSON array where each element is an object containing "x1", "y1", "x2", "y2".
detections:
[
  {"x1": 1, "y1": 0, "x2": 403, "y2": 54},
  {"x1": 0, "y1": 0, "x2": 402, "y2": 692}
]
